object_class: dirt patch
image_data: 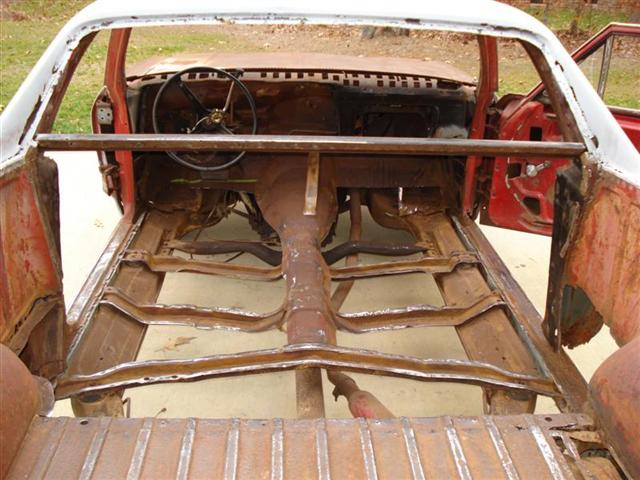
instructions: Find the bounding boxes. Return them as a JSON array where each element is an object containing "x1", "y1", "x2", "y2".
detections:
[
  {"x1": 211, "y1": 23, "x2": 630, "y2": 75},
  {"x1": 0, "y1": 0, "x2": 28, "y2": 21},
  {"x1": 213, "y1": 24, "x2": 482, "y2": 77}
]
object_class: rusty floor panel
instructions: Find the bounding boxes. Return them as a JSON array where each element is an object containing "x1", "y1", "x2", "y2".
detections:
[{"x1": 8, "y1": 413, "x2": 615, "y2": 479}]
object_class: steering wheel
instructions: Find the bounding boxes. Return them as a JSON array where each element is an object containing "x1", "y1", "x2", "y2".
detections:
[{"x1": 152, "y1": 66, "x2": 258, "y2": 172}]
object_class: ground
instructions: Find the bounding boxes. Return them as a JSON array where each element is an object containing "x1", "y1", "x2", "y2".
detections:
[{"x1": 1, "y1": 0, "x2": 638, "y2": 132}]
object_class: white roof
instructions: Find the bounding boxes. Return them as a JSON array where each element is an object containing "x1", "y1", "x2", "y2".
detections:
[
  {"x1": 1, "y1": 0, "x2": 638, "y2": 185},
  {"x1": 69, "y1": 0, "x2": 547, "y2": 32}
]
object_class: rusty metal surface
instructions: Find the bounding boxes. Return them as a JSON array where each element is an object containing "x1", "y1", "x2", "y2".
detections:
[
  {"x1": 127, "y1": 51, "x2": 477, "y2": 84},
  {"x1": 367, "y1": 190, "x2": 543, "y2": 414},
  {"x1": 255, "y1": 157, "x2": 338, "y2": 416},
  {"x1": 336, "y1": 291, "x2": 505, "y2": 332},
  {"x1": 63, "y1": 211, "x2": 190, "y2": 416},
  {"x1": 168, "y1": 239, "x2": 282, "y2": 266},
  {"x1": 4, "y1": 296, "x2": 60, "y2": 354},
  {"x1": 303, "y1": 151, "x2": 321, "y2": 216},
  {"x1": 167, "y1": 238, "x2": 425, "y2": 267},
  {"x1": 328, "y1": 371, "x2": 394, "y2": 419},
  {"x1": 36, "y1": 133, "x2": 586, "y2": 158},
  {"x1": 590, "y1": 335, "x2": 640, "y2": 479},
  {"x1": 462, "y1": 35, "x2": 498, "y2": 215},
  {"x1": 65, "y1": 211, "x2": 189, "y2": 376},
  {"x1": 123, "y1": 249, "x2": 282, "y2": 280},
  {"x1": 94, "y1": 285, "x2": 504, "y2": 335},
  {"x1": 323, "y1": 240, "x2": 425, "y2": 265},
  {"x1": 54, "y1": 179, "x2": 599, "y2": 426},
  {"x1": 57, "y1": 185, "x2": 589, "y2": 419},
  {"x1": 0, "y1": 165, "x2": 61, "y2": 350},
  {"x1": 0, "y1": 345, "x2": 42, "y2": 479},
  {"x1": 7, "y1": 413, "x2": 620, "y2": 479},
  {"x1": 564, "y1": 173, "x2": 640, "y2": 346},
  {"x1": 0, "y1": 155, "x2": 67, "y2": 379},
  {"x1": 331, "y1": 252, "x2": 478, "y2": 279},
  {"x1": 65, "y1": 215, "x2": 139, "y2": 334},
  {"x1": 454, "y1": 213, "x2": 590, "y2": 414},
  {"x1": 101, "y1": 287, "x2": 285, "y2": 332},
  {"x1": 331, "y1": 189, "x2": 362, "y2": 311},
  {"x1": 3, "y1": 10, "x2": 638, "y2": 475},
  {"x1": 46, "y1": 69, "x2": 595, "y2": 427},
  {"x1": 124, "y1": 249, "x2": 478, "y2": 280},
  {"x1": 55, "y1": 152, "x2": 595, "y2": 421},
  {"x1": 54, "y1": 343, "x2": 559, "y2": 400}
]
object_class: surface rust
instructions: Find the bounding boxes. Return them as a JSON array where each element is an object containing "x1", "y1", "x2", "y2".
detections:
[
  {"x1": 590, "y1": 336, "x2": 640, "y2": 479},
  {"x1": 7, "y1": 414, "x2": 619, "y2": 479},
  {"x1": 0, "y1": 345, "x2": 42, "y2": 479},
  {"x1": 36, "y1": 133, "x2": 586, "y2": 157},
  {"x1": 367, "y1": 190, "x2": 543, "y2": 414},
  {"x1": 55, "y1": 343, "x2": 559, "y2": 400},
  {"x1": 256, "y1": 156, "x2": 338, "y2": 416},
  {"x1": 0, "y1": 168, "x2": 60, "y2": 345},
  {"x1": 564, "y1": 173, "x2": 640, "y2": 346},
  {"x1": 3, "y1": 15, "x2": 639, "y2": 478},
  {"x1": 54, "y1": 152, "x2": 583, "y2": 421}
]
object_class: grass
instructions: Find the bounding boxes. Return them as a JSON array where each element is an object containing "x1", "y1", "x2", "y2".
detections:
[
  {"x1": 513, "y1": 6, "x2": 637, "y2": 105},
  {"x1": 1, "y1": 1, "x2": 93, "y2": 129},
  {"x1": 1, "y1": 20, "x2": 61, "y2": 111},
  {"x1": 0, "y1": 1, "x2": 637, "y2": 132},
  {"x1": 1, "y1": 1, "x2": 244, "y2": 132},
  {"x1": 497, "y1": 41, "x2": 542, "y2": 97},
  {"x1": 524, "y1": 6, "x2": 630, "y2": 32},
  {"x1": 50, "y1": 27, "x2": 244, "y2": 132},
  {"x1": 2, "y1": 0, "x2": 90, "y2": 20},
  {"x1": 603, "y1": 62, "x2": 640, "y2": 110}
]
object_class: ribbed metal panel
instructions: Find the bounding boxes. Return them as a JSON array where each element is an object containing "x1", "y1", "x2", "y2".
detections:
[{"x1": 7, "y1": 414, "x2": 617, "y2": 479}]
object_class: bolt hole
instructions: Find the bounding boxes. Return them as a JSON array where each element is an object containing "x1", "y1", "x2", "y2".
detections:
[
  {"x1": 523, "y1": 196, "x2": 542, "y2": 216},
  {"x1": 80, "y1": 419, "x2": 89, "y2": 425},
  {"x1": 545, "y1": 416, "x2": 553, "y2": 422}
]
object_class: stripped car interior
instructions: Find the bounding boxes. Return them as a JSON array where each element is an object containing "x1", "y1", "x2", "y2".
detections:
[{"x1": 1, "y1": 1, "x2": 639, "y2": 479}]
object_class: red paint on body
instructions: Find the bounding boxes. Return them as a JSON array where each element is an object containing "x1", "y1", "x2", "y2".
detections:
[
  {"x1": 0, "y1": 168, "x2": 60, "y2": 341},
  {"x1": 566, "y1": 175, "x2": 640, "y2": 345}
]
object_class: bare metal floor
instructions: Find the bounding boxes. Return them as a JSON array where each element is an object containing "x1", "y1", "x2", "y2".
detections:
[{"x1": 9, "y1": 414, "x2": 603, "y2": 479}]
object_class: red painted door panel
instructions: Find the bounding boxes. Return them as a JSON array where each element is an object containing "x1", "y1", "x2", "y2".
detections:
[
  {"x1": 612, "y1": 108, "x2": 640, "y2": 151},
  {"x1": 484, "y1": 23, "x2": 640, "y2": 235},
  {"x1": 483, "y1": 100, "x2": 569, "y2": 235}
]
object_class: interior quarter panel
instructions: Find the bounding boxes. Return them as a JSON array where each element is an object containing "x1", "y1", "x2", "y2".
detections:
[
  {"x1": 0, "y1": 156, "x2": 66, "y2": 377},
  {"x1": 562, "y1": 172, "x2": 640, "y2": 346}
]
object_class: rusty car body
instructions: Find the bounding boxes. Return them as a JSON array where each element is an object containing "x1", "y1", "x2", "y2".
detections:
[{"x1": 1, "y1": 1, "x2": 639, "y2": 478}]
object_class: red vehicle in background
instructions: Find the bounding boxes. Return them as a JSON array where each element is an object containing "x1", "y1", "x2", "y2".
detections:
[{"x1": 563, "y1": 23, "x2": 640, "y2": 150}]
